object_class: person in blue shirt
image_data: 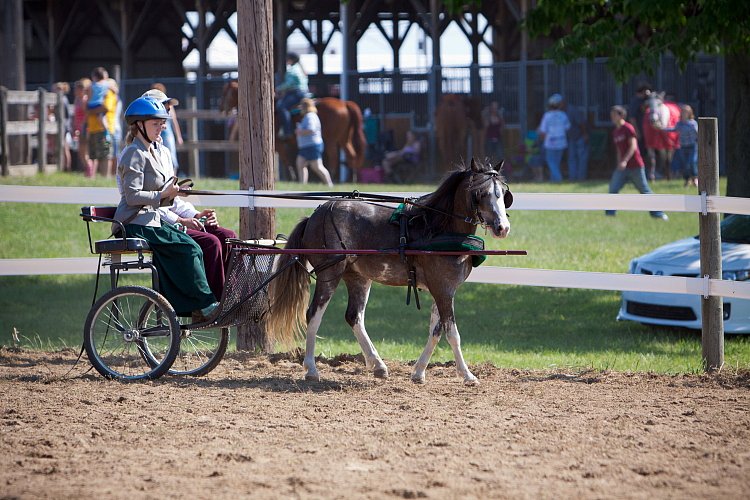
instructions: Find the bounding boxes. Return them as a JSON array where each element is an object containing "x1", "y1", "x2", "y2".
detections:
[
  {"x1": 294, "y1": 98, "x2": 333, "y2": 187},
  {"x1": 664, "y1": 104, "x2": 699, "y2": 187},
  {"x1": 276, "y1": 52, "x2": 309, "y2": 138}
]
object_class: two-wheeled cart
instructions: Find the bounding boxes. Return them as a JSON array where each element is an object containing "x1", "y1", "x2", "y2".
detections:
[{"x1": 81, "y1": 206, "x2": 293, "y2": 381}]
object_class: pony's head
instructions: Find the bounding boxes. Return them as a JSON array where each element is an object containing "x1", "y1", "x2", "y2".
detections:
[
  {"x1": 645, "y1": 91, "x2": 670, "y2": 129},
  {"x1": 423, "y1": 158, "x2": 512, "y2": 239},
  {"x1": 466, "y1": 158, "x2": 512, "y2": 239}
]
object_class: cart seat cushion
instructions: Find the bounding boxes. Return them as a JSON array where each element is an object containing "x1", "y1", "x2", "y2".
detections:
[{"x1": 95, "y1": 238, "x2": 150, "y2": 254}]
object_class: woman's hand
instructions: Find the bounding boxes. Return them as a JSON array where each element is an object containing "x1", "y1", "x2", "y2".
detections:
[
  {"x1": 178, "y1": 216, "x2": 205, "y2": 231},
  {"x1": 160, "y1": 180, "x2": 180, "y2": 200},
  {"x1": 197, "y1": 209, "x2": 218, "y2": 227}
]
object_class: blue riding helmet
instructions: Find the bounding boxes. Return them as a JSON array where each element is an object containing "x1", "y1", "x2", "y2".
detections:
[{"x1": 124, "y1": 96, "x2": 170, "y2": 125}]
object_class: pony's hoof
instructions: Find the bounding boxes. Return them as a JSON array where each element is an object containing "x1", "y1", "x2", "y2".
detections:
[
  {"x1": 305, "y1": 373, "x2": 321, "y2": 382},
  {"x1": 374, "y1": 367, "x2": 389, "y2": 379},
  {"x1": 464, "y1": 377, "x2": 480, "y2": 387},
  {"x1": 411, "y1": 375, "x2": 426, "y2": 384}
]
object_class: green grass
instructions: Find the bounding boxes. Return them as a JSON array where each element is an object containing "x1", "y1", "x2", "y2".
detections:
[{"x1": 1, "y1": 172, "x2": 749, "y2": 373}]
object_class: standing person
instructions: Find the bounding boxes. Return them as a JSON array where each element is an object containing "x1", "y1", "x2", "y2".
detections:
[
  {"x1": 664, "y1": 104, "x2": 699, "y2": 187},
  {"x1": 71, "y1": 78, "x2": 92, "y2": 174},
  {"x1": 275, "y1": 52, "x2": 309, "y2": 138},
  {"x1": 606, "y1": 105, "x2": 668, "y2": 220},
  {"x1": 86, "y1": 67, "x2": 117, "y2": 177},
  {"x1": 145, "y1": 83, "x2": 184, "y2": 175},
  {"x1": 108, "y1": 81, "x2": 122, "y2": 176},
  {"x1": 295, "y1": 98, "x2": 333, "y2": 187},
  {"x1": 565, "y1": 101, "x2": 590, "y2": 180},
  {"x1": 627, "y1": 82, "x2": 651, "y2": 171},
  {"x1": 114, "y1": 96, "x2": 218, "y2": 321},
  {"x1": 537, "y1": 93, "x2": 570, "y2": 182},
  {"x1": 51, "y1": 82, "x2": 72, "y2": 171},
  {"x1": 482, "y1": 101, "x2": 505, "y2": 162}
]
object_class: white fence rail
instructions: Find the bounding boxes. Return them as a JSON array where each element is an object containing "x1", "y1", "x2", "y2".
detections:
[{"x1": 1, "y1": 185, "x2": 749, "y2": 300}]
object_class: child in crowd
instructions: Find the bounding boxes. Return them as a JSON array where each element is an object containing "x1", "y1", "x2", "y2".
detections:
[
  {"x1": 665, "y1": 105, "x2": 699, "y2": 187},
  {"x1": 606, "y1": 105, "x2": 668, "y2": 221},
  {"x1": 88, "y1": 67, "x2": 117, "y2": 140}
]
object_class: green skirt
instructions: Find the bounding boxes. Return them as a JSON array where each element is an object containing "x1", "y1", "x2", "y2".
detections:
[{"x1": 125, "y1": 223, "x2": 216, "y2": 316}]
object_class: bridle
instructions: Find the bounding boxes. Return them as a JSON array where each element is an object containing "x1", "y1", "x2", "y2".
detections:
[{"x1": 466, "y1": 169, "x2": 511, "y2": 228}]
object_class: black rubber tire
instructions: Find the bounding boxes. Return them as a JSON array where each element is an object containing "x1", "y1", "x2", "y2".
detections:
[{"x1": 83, "y1": 286, "x2": 181, "y2": 381}]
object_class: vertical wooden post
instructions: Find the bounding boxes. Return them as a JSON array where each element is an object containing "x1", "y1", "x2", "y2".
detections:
[
  {"x1": 37, "y1": 88, "x2": 48, "y2": 173},
  {"x1": 55, "y1": 89, "x2": 65, "y2": 171},
  {"x1": 0, "y1": 86, "x2": 9, "y2": 176},
  {"x1": 698, "y1": 117, "x2": 724, "y2": 372},
  {"x1": 188, "y1": 96, "x2": 199, "y2": 179},
  {"x1": 236, "y1": 0, "x2": 276, "y2": 351}
]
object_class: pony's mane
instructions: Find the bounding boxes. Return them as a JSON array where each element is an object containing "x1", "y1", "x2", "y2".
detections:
[{"x1": 414, "y1": 160, "x2": 504, "y2": 235}]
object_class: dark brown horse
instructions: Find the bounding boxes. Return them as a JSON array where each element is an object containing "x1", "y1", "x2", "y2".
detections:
[
  {"x1": 435, "y1": 95, "x2": 485, "y2": 171},
  {"x1": 267, "y1": 159, "x2": 513, "y2": 386}
]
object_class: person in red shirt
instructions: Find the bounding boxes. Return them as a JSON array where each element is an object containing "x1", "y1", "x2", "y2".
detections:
[{"x1": 607, "y1": 105, "x2": 668, "y2": 220}]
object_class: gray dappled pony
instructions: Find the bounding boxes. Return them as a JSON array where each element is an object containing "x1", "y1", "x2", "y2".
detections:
[{"x1": 267, "y1": 158, "x2": 513, "y2": 385}]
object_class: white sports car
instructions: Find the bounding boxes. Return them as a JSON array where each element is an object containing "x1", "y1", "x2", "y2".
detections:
[{"x1": 618, "y1": 215, "x2": 750, "y2": 334}]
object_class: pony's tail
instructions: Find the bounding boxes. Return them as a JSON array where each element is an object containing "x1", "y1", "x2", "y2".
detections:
[
  {"x1": 267, "y1": 218, "x2": 311, "y2": 350},
  {"x1": 346, "y1": 101, "x2": 367, "y2": 169}
]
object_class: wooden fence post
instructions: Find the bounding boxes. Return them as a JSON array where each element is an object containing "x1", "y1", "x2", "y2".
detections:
[
  {"x1": 37, "y1": 88, "x2": 47, "y2": 173},
  {"x1": 698, "y1": 117, "x2": 724, "y2": 372},
  {"x1": 0, "y1": 87, "x2": 8, "y2": 176},
  {"x1": 188, "y1": 96, "x2": 199, "y2": 179}
]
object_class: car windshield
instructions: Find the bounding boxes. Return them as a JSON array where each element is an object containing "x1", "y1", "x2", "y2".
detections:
[
  {"x1": 692, "y1": 215, "x2": 750, "y2": 243},
  {"x1": 720, "y1": 215, "x2": 750, "y2": 244}
]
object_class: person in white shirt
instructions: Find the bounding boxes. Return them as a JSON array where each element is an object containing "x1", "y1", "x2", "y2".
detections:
[{"x1": 537, "y1": 93, "x2": 571, "y2": 182}]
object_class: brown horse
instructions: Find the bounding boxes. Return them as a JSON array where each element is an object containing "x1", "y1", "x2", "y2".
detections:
[
  {"x1": 221, "y1": 83, "x2": 366, "y2": 182},
  {"x1": 274, "y1": 98, "x2": 367, "y2": 183},
  {"x1": 435, "y1": 95, "x2": 484, "y2": 171}
]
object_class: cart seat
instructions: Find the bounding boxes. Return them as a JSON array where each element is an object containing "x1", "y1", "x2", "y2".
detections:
[
  {"x1": 94, "y1": 237, "x2": 150, "y2": 254},
  {"x1": 81, "y1": 206, "x2": 149, "y2": 254},
  {"x1": 81, "y1": 206, "x2": 157, "y2": 290}
]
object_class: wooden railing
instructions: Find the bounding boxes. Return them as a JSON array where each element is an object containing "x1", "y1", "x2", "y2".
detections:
[
  {"x1": 0, "y1": 87, "x2": 66, "y2": 176},
  {"x1": 175, "y1": 97, "x2": 239, "y2": 178}
]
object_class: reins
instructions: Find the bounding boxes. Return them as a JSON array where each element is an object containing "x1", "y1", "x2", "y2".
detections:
[{"x1": 178, "y1": 169, "x2": 507, "y2": 228}]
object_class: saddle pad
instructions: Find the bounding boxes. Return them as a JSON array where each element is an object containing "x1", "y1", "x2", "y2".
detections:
[
  {"x1": 409, "y1": 233, "x2": 487, "y2": 267},
  {"x1": 390, "y1": 205, "x2": 487, "y2": 266}
]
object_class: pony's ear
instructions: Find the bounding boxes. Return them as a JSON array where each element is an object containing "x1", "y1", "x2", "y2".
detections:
[
  {"x1": 494, "y1": 160, "x2": 505, "y2": 172},
  {"x1": 503, "y1": 188, "x2": 513, "y2": 209},
  {"x1": 470, "y1": 158, "x2": 479, "y2": 173}
]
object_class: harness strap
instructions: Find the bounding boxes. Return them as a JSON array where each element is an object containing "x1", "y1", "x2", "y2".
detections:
[{"x1": 406, "y1": 266, "x2": 421, "y2": 310}]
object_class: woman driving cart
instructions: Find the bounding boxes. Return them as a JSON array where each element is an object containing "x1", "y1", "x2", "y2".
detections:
[{"x1": 113, "y1": 96, "x2": 219, "y2": 321}]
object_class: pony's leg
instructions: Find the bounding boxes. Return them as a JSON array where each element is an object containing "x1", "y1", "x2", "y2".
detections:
[
  {"x1": 303, "y1": 279, "x2": 339, "y2": 381},
  {"x1": 344, "y1": 276, "x2": 388, "y2": 378},
  {"x1": 411, "y1": 303, "x2": 441, "y2": 384},
  {"x1": 418, "y1": 298, "x2": 479, "y2": 386},
  {"x1": 444, "y1": 319, "x2": 479, "y2": 386}
]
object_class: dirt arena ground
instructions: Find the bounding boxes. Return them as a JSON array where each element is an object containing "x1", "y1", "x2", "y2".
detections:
[{"x1": 1, "y1": 347, "x2": 749, "y2": 499}]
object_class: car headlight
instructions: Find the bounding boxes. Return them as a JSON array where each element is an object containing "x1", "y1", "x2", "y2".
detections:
[
  {"x1": 629, "y1": 259, "x2": 639, "y2": 274},
  {"x1": 722, "y1": 270, "x2": 750, "y2": 281}
]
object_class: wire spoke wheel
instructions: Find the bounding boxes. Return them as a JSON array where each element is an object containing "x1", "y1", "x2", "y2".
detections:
[
  {"x1": 83, "y1": 286, "x2": 180, "y2": 381},
  {"x1": 138, "y1": 303, "x2": 229, "y2": 377}
]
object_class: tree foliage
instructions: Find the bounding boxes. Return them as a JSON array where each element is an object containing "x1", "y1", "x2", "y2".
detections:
[{"x1": 524, "y1": 0, "x2": 750, "y2": 82}]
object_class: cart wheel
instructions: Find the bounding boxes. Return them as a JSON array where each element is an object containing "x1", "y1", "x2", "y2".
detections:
[
  {"x1": 172, "y1": 325, "x2": 229, "y2": 377},
  {"x1": 83, "y1": 286, "x2": 181, "y2": 381},
  {"x1": 137, "y1": 303, "x2": 229, "y2": 377}
]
